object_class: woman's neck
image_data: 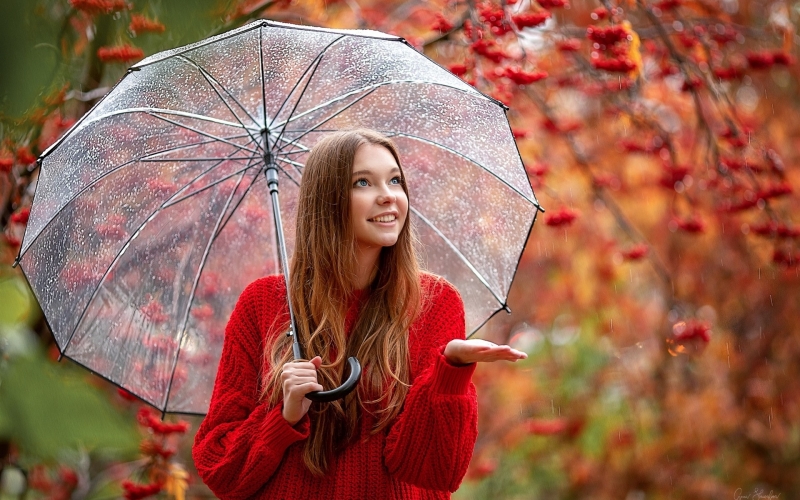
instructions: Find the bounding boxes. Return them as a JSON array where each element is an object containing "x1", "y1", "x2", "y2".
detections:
[{"x1": 353, "y1": 245, "x2": 380, "y2": 290}]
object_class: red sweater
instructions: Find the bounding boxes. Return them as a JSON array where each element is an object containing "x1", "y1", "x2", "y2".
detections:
[{"x1": 192, "y1": 273, "x2": 478, "y2": 499}]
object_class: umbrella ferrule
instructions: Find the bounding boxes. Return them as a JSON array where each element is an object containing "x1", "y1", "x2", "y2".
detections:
[{"x1": 265, "y1": 164, "x2": 279, "y2": 194}]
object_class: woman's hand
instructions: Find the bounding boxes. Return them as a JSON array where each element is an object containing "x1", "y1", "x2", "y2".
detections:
[
  {"x1": 281, "y1": 356, "x2": 324, "y2": 426},
  {"x1": 444, "y1": 339, "x2": 527, "y2": 365}
]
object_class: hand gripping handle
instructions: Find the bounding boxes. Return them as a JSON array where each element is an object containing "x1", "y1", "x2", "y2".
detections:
[{"x1": 305, "y1": 356, "x2": 362, "y2": 403}]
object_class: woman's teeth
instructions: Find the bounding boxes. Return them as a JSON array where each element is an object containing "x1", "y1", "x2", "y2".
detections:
[{"x1": 371, "y1": 215, "x2": 396, "y2": 222}]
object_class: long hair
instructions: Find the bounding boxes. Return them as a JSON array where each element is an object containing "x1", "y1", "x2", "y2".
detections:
[{"x1": 260, "y1": 129, "x2": 422, "y2": 475}]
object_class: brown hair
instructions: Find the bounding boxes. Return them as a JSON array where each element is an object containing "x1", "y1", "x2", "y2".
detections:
[{"x1": 260, "y1": 129, "x2": 422, "y2": 475}]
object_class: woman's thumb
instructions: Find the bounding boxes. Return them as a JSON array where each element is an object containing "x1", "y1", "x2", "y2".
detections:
[{"x1": 310, "y1": 356, "x2": 322, "y2": 369}]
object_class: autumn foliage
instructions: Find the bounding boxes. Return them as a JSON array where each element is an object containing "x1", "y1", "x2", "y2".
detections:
[{"x1": 2, "y1": 0, "x2": 799, "y2": 498}]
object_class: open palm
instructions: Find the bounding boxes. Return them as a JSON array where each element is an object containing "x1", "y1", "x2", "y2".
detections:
[{"x1": 444, "y1": 339, "x2": 527, "y2": 365}]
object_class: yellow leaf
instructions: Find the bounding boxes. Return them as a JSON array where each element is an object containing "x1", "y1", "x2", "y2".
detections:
[
  {"x1": 164, "y1": 463, "x2": 189, "y2": 500},
  {"x1": 622, "y1": 21, "x2": 643, "y2": 80}
]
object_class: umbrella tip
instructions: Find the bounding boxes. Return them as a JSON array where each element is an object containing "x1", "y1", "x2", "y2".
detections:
[{"x1": 503, "y1": 304, "x2": 511, "y2": 314}]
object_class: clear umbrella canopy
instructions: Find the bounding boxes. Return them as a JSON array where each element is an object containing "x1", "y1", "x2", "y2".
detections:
[{"x1": 16, "y1": 20, "x2": 540, "y2": 414}]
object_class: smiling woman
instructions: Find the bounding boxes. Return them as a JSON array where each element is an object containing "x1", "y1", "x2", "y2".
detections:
[
  {"x1": 349, "y1": 142, "x2": 410, "y2": 289},
  {"x1": 191, "y1": 128, "x2": 526, "y2": 499}
]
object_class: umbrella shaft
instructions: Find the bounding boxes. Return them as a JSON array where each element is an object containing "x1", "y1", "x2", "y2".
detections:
[{"x1": 266, "y1": 164, "x2": 304, "y2": 361}]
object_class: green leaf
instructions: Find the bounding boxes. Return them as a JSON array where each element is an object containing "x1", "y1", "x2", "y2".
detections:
[{"x1": 0, "y1": 350, "x2": 140, "y2": 464}]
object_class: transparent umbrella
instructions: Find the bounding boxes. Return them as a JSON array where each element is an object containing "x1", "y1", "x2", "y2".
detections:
[{"x1": 14, "y1": 20, "x2": 541, "y2": 414}]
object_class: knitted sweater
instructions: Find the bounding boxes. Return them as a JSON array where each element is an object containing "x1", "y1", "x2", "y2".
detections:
[{"x1": 192, "y1": 273, "x2": 478, "y2": 500}]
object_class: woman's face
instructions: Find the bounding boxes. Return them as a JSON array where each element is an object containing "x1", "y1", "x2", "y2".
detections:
[{"x1": 349, "y1": 143, "x2": 409, "y2": 255}]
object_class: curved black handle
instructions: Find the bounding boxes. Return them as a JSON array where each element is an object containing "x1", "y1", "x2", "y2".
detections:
[{"x1": 305, "y1": 356, "x2": 362, "y2": 403}]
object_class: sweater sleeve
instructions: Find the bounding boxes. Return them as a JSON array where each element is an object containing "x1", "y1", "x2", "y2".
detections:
[
  {"x1": 383, "y1": 279, "x2": 479, "y2": 492},
  {"x1": 192, "y1": 279, "x2": 308, "y2": 500}
]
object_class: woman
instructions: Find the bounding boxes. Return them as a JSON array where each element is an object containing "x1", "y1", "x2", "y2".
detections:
[{"x1": 192, "y1": 129, "x2": 526, "y2": 499}]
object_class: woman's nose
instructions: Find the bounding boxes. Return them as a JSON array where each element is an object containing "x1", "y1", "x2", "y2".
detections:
[{"x1": 377, "y1": 188, "x2": 396, "y2": 204}]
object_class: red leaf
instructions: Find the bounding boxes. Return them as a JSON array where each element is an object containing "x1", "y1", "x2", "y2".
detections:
[
  {"x1": 586, "y1": 25, "x2": 628, "y2": 45},
  {"x1": 448, "y1": 63, "x2": 468, "y2": 76},
  {"x1": 0, "y1": 157, "x2": 13, "y2": 173},
  {"x1": 16, "y1": 147, "x2": 37, "y2": 165},
  {"x1": 97, "y1": 45, "x2": 144, "y2": 63},
  {"x1": 527, "y1": 418, "x2": 569, "y2": 435},
  {"x1": 470, "y1": 39, "x2": 508, "y2": 63},
  {"x1": 129, "y1": 13, "x2": 166, "y2": 34},
  {"x1": 621, "y1": 243, "x2": 649, "y2": 261},
  {"x1": 537, "y1": 0, "x2": 569, "y2": 8},
  {"x1": 10, "y1": 207, "x2": 30, "y2": 225},
  {"x1": 545, "y1": 207, "x2": 579, "y2": 227},
  {"x1": 557, "y1": 38, "x2": 582, "y2": 52},
  {"x1": 670, "y1": 215, "x2": 705, "y2": 233},
  {"x1": 672, "y1": 319, "x2": 711, "y2": 343},
  {"x1": 512, "y1": 11, "x2": 551, "y2": 30},
  {"x1": 591, "y1": 56, "x2": 637, "y2": 73},
  {"x1": 121, "y1": 480, "x2": 163, "y2": 500}
]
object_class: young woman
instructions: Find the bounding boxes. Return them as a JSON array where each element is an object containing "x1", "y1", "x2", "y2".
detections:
[{"x1": 192, "y1": 129, "x2": 526, "y2": 499}]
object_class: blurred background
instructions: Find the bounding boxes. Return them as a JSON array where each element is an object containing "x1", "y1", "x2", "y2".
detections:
[{"x1": 1, "y1": 0, "x2": 799, "y2": 498}]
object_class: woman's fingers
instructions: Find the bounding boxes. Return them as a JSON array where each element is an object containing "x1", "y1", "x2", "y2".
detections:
[
  {"x1": 287, "y1": 381, "x2": 324, "y2": 394},
  {"x1": 281, "y1": 357, "x2": 323, "y2": 425},
  {"x1": 445, "y1": 339, "x2": 527, "y2": 364}
]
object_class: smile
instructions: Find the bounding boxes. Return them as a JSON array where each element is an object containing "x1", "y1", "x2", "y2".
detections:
[{"x1": 369, "y1": 215, "x2": 396, "y2": 222}]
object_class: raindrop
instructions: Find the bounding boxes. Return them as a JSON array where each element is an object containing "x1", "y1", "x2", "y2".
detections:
[
  {"x1": 770, "y1": 295, "x2": 773, "y2": 306},
  {"x1": 726, "y1": 342, "x2": 730, "y2": 368}
]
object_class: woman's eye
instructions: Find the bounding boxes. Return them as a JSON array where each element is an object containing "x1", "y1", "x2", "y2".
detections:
[
  {"x1": 354, "y1": 179, "x2": 368, "y2": 187},
  {"x1": 390, "y1": 176, "x2": 402, "y2": 185}
]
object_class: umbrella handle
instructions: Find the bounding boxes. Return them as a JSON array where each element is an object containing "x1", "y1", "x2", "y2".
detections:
[{"x1": 305, "y1": 356, "x2": 362, "y2": 403}]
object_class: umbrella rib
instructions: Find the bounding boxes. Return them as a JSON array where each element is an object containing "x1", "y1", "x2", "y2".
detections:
[
  {"x1": 271, "y1": 79, "x2": 488, "y2": 131},
  {"x1": 61, "y1": 142, "x2": 260, "y2": 354},
  {"x1": 161, "y1": 159, "x2": 261, "y2": 209},
  {"x1": 211, "y1": 167, "x2": 263, "y2": 240},
  {"x1": 138, "y1": 133, "x2": 253, "y2": 160},
  {"x1": 275, "y1": 157, "x2": 304, "y2": 182},
  {"x1": 259, "y1": 27, "x2": 268, "y2": 130},
  {"x1": 176, "y1": 56, "x2": 262, "y2": 147},
  {"x1": 270, "y1": 40, "x2": 338, "y2": 154},
  {"x1": 140, "y1": 157, "x2": 255, "y2": 162},
  {"x1": 386, "y1": 132, "x2": 540, "y2": 208},
  {"x1": 147, "y1": 112, "x2": 261, "y2": 154},
  {"x1": 19, "y1": 134, "x2": 256, "y2": 260},
  {"x1": 409, "y1": 206, "x2": 504, "y2": 305},
  {"x1": 163, "y1": 166, "x2": 251, "y2": 411},
  {"x1": 83, "y1": 107, "x2": 255, "y2": 134},
  {"x1": 269, "y1": 132, "x2": 311, "y2": 158},
  {"x1": 267, "y1": 35, "x2": 345, "y2": 133},
  {"x1": 273, "y1": 88, "x2": 379, "y2": 154}
]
